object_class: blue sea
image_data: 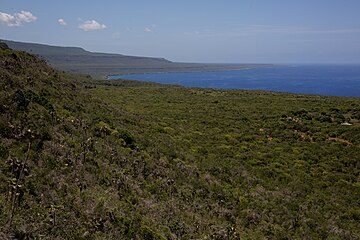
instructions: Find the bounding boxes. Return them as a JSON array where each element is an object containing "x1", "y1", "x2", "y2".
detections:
[{"x1": 108, "y1": 65, "x2": 360, "y2": 97}]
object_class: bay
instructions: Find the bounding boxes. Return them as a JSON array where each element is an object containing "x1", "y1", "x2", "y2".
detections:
[{"x1": 108, "y1": 65, "x2": 360, "y2": 97}]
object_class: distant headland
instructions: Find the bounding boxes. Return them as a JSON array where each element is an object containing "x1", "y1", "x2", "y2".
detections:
[{"x1": 1, "y1": 39, "x2": 272, "y2": 78}]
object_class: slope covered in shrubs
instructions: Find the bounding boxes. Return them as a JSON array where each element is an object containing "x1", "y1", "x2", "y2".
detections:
[{"x1": 0, "y1": 46, "x2": 359, "y2": 239}]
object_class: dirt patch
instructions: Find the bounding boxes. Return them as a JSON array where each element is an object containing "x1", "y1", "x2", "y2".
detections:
[{"x1": 328, "y1": 137, "x2": 352, "y2": 145}]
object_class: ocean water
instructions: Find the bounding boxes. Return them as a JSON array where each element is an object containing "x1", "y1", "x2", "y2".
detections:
[{"x1": 108, "y1": 65, "x2": 360, "y2": 97}]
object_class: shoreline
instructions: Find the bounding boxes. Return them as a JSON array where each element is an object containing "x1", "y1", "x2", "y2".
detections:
[
  {"x1": 103, "y1": 65, "x2": 360, "y2": 98},
  {"x1": 106, "y1": 64, "x2": 279, "y2": 80}
]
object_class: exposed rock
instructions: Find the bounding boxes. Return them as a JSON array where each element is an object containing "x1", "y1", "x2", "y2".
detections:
[
  {"x1": 0, "y1": 42, "x2": 10, "y2": 50},
  {"x1": 13, "y1": 90, "x2": 30, "y2": 110}
]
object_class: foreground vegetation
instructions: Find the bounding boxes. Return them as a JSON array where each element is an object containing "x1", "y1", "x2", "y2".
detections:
[{"x1": 0, "y1": 46, "x2": 359, "y2": 239}]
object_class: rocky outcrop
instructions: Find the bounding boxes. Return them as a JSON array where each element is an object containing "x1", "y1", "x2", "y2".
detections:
[{"x1": 0, "y1": 42, "x2": 10, "y2": 49}]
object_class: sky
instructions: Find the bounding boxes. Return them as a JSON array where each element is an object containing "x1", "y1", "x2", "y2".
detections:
[{"x1": 1, "y1": 0, "x2": 360, "y2": 64}]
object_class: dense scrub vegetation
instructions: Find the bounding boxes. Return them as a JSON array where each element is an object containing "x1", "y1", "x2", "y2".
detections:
[{"x1": 0, "y1": 47, "x2": 359, "y2": 239}]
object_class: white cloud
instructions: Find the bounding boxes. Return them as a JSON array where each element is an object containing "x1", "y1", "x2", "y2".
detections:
[
  {"x1": 0, "y1": 10, "x2": 37, "y2": 27},
  {"x1": 144, "y1": 27, "x2": 153, "y2": 32},
  {"x1": 79, "y1": 20, "x2": 106, "y2": 31},
  {"x1": 58, "y1": 18, "x2": 67, "y2": 26}
]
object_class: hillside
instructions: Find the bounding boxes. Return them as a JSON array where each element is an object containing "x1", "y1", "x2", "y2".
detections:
[
  {"x1": 0, "y1": 45, "x2": 360, "y2": 239},
  {"x1": 1, "y1": 39, "x2": 270, "y2": 78}
]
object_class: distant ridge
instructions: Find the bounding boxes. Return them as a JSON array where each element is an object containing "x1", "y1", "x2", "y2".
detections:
[
  {"x1": 1, "y1": 39, "x2": 272, "y2": 78},
  {"x1": 1, "y1": 39, "x2": 169, "y2": 59}
]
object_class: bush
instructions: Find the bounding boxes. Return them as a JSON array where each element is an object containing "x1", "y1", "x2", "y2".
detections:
[{"x1": 0, "y1": 144, "x2": 8, "y2": 158}]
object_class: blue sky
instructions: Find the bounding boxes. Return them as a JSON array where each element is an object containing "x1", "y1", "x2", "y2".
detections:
[{"x1": 1, "y1": 0, "x2": 360, "y2": 64}]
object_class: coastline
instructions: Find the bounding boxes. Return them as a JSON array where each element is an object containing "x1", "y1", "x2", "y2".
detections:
[
  {"x1": 105, "y1": 65, "x2": 360, "y2": 98},
  {"x1": 106, "y1": 64, "x2": 279, "y2": 80}
]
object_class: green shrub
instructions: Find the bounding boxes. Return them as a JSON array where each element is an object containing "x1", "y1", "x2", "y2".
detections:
[{"x1": 0, "y1": 144, "x2": 8, "y2": 158}]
